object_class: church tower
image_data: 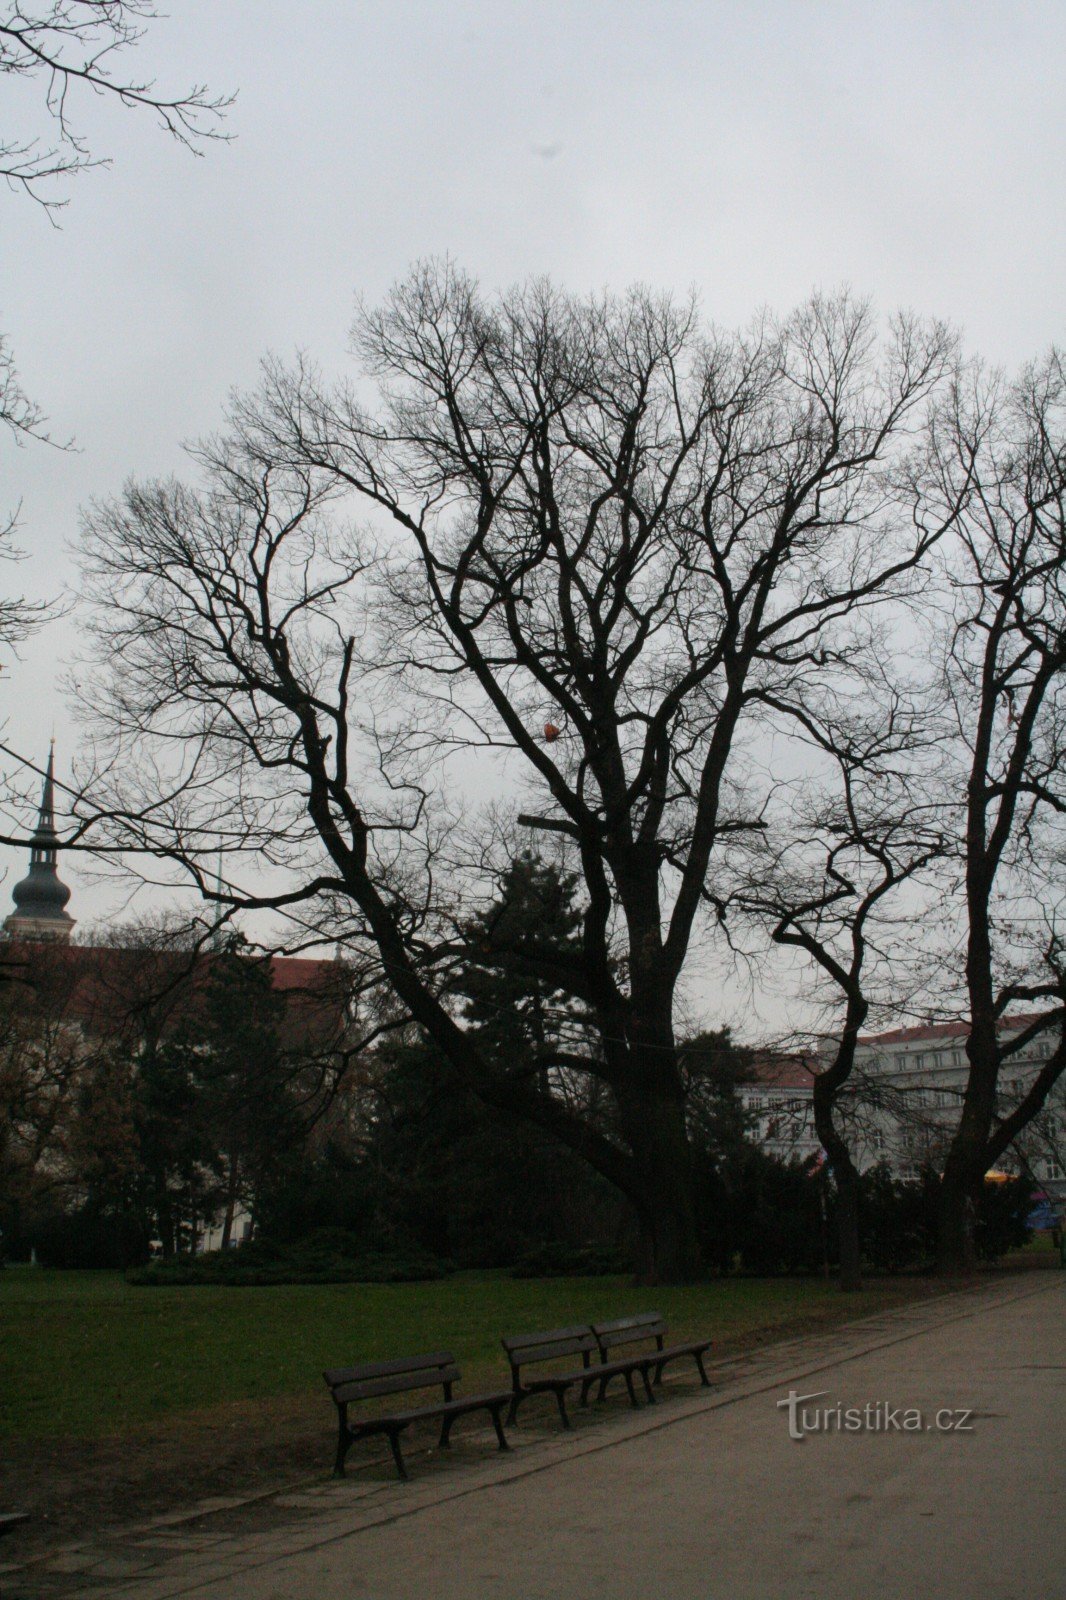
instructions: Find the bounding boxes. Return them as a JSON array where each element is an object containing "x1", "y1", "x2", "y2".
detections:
[{"x1": 3, "y1": 745, "x2": 75, "y2": 943}]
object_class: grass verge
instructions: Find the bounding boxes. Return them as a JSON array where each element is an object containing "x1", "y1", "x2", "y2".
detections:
[
  {"x1": 2, "y1": 1263, "x2": 1028, "y2": 1555},
  {"x1": 2, "y1": 1265, "x2": 963, "y2": 1440}
]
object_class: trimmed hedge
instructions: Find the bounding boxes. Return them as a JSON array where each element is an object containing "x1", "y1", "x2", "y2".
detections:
[
  {"x1": 29, "y1": 1207, "x2": 152, "y2": 1270},
  {"x1": 126, "y1": 1230, "x2": 451, "y2": 1286},
  {"x1": 510, "y1": 1241, "x2": 630, "y2": 1278}
]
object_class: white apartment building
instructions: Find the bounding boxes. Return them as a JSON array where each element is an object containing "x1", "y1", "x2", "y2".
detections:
[
  {"x1": 737, "y1": 1055, "x2": 820, "y2": 1166},
  {"x1": 736, "y1": 1016, "x2": 1063, "y2": 1202},
  {"x1": 850, "y1": 1016, "x2": 1063, "y2": 1198}
]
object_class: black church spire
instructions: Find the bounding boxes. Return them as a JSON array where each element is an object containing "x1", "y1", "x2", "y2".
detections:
[{"x1": 3, "y1": 745, "x2": 75, "y2": 942}]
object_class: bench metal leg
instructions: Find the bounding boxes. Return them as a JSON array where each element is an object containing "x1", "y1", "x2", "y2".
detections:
[
  {"x1": 332, "y1": 1425, "x2": 352, "y2": 1478},
  {"x1": 640, "y1": 1364, "x2": 657, "y2": 1404},
  {"x1": 694, "y1": 1351, "x2": 711, "y2": 1387},
  {"x1": 507, "y1": 1393, "x2": 522, "y2": 1427},
  {"x1": 554, "y1": 1389, "x2": 572, "y2": 1429},
  {"x1": 386, "y1": 1428, "x2": 410, "y2": 1482},
  {"x1": 623, "y1": 1369, "x2": 639, "y2": 1407},
  {"x1": 442, "y1": 1407, "x2": 510, "y2": 1453},
  {"x1": 490, "y1": 1405, "x2": 511, "y2": 1452}
]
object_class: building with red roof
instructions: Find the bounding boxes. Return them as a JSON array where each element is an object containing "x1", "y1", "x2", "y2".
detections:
[{"x1": 851, "y1": 1018, "x2": 1062, "y2": 1193}]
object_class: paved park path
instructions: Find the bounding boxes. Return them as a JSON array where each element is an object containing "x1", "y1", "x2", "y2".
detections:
[{"x1": 8, "y1": 1274, "x2": 1063, "y2": 1599}]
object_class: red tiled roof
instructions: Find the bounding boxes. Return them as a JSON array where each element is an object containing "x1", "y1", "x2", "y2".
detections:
[
  {"x1": 858, "y1": 1013, "x2": 1051, "y2": 1047},
  {"x1": 268, "y1": 955, "x2": 344, "y2": 990},
  {"x1": 859, "y1": 1021, "x2": 969, "y2": 1046},
  {"x1": 0, "y1": 940, "x2": 349, "y2": 1048},
  {"x1": 739, "y1": 1053, "x2": 815, "y2": 1089}
]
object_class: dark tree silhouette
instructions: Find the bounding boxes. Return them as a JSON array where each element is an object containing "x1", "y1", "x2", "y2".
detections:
[
  {"x1": 75, "y1": 265, "x2": 958, "y2": 1279},
  {"x1": 737, "y1": 709, "x2": 945, "y2": 1289},
  {"x1": 924, "y1": 352, "x2": 1066, "y2": 1271}
]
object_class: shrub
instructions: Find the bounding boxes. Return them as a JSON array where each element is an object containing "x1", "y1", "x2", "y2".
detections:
[
  {"x1": 696, "y1": 1148, "x2": 828, "y2": 1276},
  {"x1": 858, "y1": 1167, "x2": 1034, "y2": 1272},
  {"x1": 31, "y1": 1206, "x2": 151, "y2": 1270},
  {"x1": 696, "y1": 1149, "x2": 1033, "y2": 1278},
  {"x1": 973, "y1": 1174, "x2": 1035, "y2": 1261},
  {"x1": 858, "y1": 1166, "x2": 936, "y2": 1274},
  {"x1": 510, "y1": 1241, "x2": 630, "y2": 1278},
  {"x1": 126, "y1": 1234, "x2": 451, "y2": 1286}
]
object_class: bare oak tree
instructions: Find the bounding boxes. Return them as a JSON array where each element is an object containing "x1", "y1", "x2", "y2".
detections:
[
  {"x1": 736, "y1": 702, "x2": 945, "y2": 1289},
  {"x1": 925, "y1": 351, "x2": 1066, "y2": 1270},
  {"x1": 75, "y1": 265, "x2": 956, "y2": 1279}
]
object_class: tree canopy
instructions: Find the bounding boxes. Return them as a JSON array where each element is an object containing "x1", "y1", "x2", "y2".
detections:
[{"x1": 69, "y1": 264, "x2": 1064, "y2": 1278}]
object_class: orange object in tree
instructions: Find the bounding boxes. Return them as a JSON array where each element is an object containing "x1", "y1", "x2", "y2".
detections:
[{"x1": 543, "y1": 722, "x2": 562, "y2": 743}]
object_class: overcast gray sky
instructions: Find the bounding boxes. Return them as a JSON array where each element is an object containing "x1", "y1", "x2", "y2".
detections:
[{"x1": 2, "y1": 0, "x2": 1064, "y2": 1006}]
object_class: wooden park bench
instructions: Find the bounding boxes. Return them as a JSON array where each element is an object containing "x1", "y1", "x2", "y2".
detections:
[
  {"x1": 501, "y1": 1324, "x2": 652, "y2": 1428},
  {"x1": 591, "y1": 1312, "x2": 714, "y2": 1393},
  {"x1": 323, "y1": 1352, "x2": 513, "y2": 1481}
]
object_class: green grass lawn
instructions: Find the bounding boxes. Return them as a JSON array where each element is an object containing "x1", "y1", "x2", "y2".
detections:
[{"x1": 0, "y1": 1266, "x2": 946, "y2": 1441}]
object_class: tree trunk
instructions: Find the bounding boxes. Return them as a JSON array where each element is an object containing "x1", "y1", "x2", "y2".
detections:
[
  {"x1": 617, "y1": 1083, "x2": 701, "y2": 1283},
  {"x1": 936, "y1": 1070, "x2": 991, "y2": 1274},
  {"x1": 155, "y1": 1192, "x2": 176, "y2": 1258},
  {"x1": 220, "y1": 1153, "x2": 240, "y2": 1250},
  {"x1": 812, "y1": 1080, "x2": 863, "y2": 1291},
  {"x1": 835, "y1": 1170, "x2": 863, "y2": 1292},
  {"x1": 936, "y1": 1166, "x2": 977, "y2": 1274}
]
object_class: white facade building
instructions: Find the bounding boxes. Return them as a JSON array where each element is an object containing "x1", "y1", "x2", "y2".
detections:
[
  {"x1": 736, "y1": 1016, "x2": 1063, "y2": 1203},
  {"x1": 851, "y1": 1016, "x2": 1063, "y2": 1198},
  {"x1": 737, "y1": 1056, "x2": 820, "y2": 1166}
]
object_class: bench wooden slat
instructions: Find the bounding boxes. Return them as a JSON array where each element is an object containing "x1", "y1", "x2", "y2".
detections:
[
  {"x1": 593, "y1": 1314, "x2": 667, "y2": 1342},
  {"x1": 507, "y1": 1337, "x2": 592, "y2": 1365},
  {"x1": 501, "y1": 1327, "x2": 598, "y2": 1365},
  {"x1": 329, "y1": 1366, "x2": 461, "y2": 1405},
  {"x1": 388, "y1": 1392, "x2": 513, "y2": 1428},
  {"x1": 324, "y1": 1351, "x2": 454, "y2": 1386}
]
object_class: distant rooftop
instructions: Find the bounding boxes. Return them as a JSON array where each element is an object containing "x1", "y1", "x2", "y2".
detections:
[
  {"x1": 738, "y1": 1052, "x2": 815, "y2": 1090},
  {"x1": 0, "y1": 939, "x2": 350, "y2": 1051},
  {"x1": 858, "y1": 1014, "x2": 1053, "y2": 1048}
]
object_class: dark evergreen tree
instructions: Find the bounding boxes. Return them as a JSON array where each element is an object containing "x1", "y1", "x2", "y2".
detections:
[
  {"x1": 355, "y1": 856, "x2": 626, "y2": 1266},
  {"x1": 195, "y1": 937, "x2": 296, "y2": 1246},
  {"x1": 679, "y1": 1029, "x2": 758, "y2": 1163},
  {"x1": 457, "y1": 852, "x2": 585, "y2": 1070},
  {"x1": 132, "y1": 1036, "x2": 221, "y2": 1256}
]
